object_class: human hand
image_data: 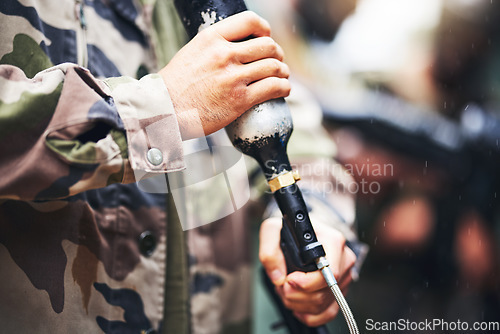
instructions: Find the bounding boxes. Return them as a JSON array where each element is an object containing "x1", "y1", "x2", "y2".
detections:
[
  {"x1": 259, "y1": 216, "x2": 356, "y2": 327},
  {"x1": 159, "y1": 11, "x2": 291, "y2": 140}
]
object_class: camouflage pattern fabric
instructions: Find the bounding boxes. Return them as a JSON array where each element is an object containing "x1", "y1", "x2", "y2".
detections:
[{"x1": 0, "y1": 1, "x2": 363, "y2": 333}]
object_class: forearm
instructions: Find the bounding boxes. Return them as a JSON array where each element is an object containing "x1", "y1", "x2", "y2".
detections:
[{"x1": 0, "y1": 63, "x2": 184, "y2": 201}]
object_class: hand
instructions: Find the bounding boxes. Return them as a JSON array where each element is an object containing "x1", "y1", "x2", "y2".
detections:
[
  {"x1": 259, "y1": 216, "x2": 356, "y2": 327},
  {"x1": 159, "y1": 11, "x2": 291, "y2": 140}
]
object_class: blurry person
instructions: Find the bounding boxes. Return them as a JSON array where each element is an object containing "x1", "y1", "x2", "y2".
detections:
[
  {"x1": 323, "y1": 0, "x2": 500, "y2": 330},
  {"x1": 252, "y1": 0, "x2": 500, "y2": 331}
]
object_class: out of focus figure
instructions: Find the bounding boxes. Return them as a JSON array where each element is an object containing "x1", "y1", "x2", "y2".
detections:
[
  {"x1": 325, "y1": 0, "x2": 500, "y2": 332},
  {"x1": 250, "y1": 0, "x2": 500, "y2": 332}
]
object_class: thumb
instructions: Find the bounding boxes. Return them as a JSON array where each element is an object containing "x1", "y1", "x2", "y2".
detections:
[{"x1": 259, "y1": 217, "x2": 287, "y2": 286}]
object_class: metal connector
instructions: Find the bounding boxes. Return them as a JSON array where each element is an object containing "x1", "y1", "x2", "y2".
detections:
[{"x1": 268, "y1": 170, "x2": 301, "y2": 192}]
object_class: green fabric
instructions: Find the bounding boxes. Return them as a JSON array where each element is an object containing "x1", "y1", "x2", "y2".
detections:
[
  {"x1": 0, "y1": 84, "x2": 63, "y2": 142},
  {"x1": 153, "y1": 2, "x2": 190, "y2": 332},
  {"x1": 151, "y1": 0, "x2": 188, "y2": 67},
  {"x1": 163, "y1": 191, "x2": 190, "y2": 334},
  {"x1": 110, "y1": 128, "x2": 128, "y2": 159},
  {"x1": 0, "y1": 34, "x2": 53, "y2": 78},
  {"x1": 45, "y1": 138, "x2": 98, "y2": 163},
  {"x1": 106, "y1": 129, "x2": 128, "y2": 185}
]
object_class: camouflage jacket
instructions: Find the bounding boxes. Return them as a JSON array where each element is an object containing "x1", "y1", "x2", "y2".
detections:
[{"x1": 0, "y1": 1, "x2": 363, "y2": 333}]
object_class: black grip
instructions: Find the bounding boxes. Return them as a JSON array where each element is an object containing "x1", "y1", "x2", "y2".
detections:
[
  {"x1": 269, "y1": 218, "x2": 330, "y2": 334},
  {"x1": 280, "y1": 218, "x2": 317, "y2": 273},
  {"x1": 274, "y1": 184, "x2": 326, "y2": 266}
]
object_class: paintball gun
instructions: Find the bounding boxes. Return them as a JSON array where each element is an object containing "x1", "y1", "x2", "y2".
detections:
[{"x1": 173, "y1": 1, "x2": 359, "y2": 333}]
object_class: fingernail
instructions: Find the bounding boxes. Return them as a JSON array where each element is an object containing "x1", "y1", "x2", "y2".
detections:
[
  {"x1": 270, "y1": 269, "x2": 283, "y2": 283},
  {"x1": 287, "y1": 280, "x2": 300, "y2": 290}
]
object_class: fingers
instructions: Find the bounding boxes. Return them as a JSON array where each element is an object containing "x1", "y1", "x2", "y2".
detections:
[
  {"x1": 243, "y1": 58, "x2": 289, "y2": 84},
  {"x1": 278, "y1": 230, "x2": 356, "y2": 327},
  {"x1": 286, "y1": 270, "x2": 327, "y2": 293},
  {"x1": 235, "y1": 36, "x2": 285, "y2": 63},
  {"x1": 246, "y1": 77, "x2": 291, "y2": 105},
  {"x1": 259, "y1": 217, "x2": 287, "y2": 285},
  {"x1": 278, "y1": 281, "x2": 341, "y2": 327},
  {"x1": 294, "y1": 304, "x2": 340, "y2": 328},
  {"x1": 283, "y1": 243, "x2": 354, "y2": 294},
  {"x1": 234, "y1": 46, "x2": 290, "y2": 104},
  {"x1": 279, "y1": 283, "x2": 335, "y2": 314},
  {"x1": 213, "y1": 11, "x2": 271, "y2": 41},
  {"x1": 259, "y1": 214, "x2": 356, "y2": 328},
  {"x1": 280, "y1": 279, "x2": 343, "y2": 327},
  {"x1": 337, "y1": 247, "x2": 356, "y2": 288},
  {"x1": 203, "y1": 11, "x2": 290, "y2": 105}
]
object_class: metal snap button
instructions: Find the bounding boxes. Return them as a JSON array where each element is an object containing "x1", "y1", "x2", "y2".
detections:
[{"x1": 147, "y1": 148, "x2": 163, "y2": 166}]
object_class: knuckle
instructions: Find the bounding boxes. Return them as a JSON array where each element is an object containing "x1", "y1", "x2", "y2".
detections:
[
  {"x1": 332, "y1": 267, "x2": 341, "y2": 279},
  {"x1": 262, "y1": 36, "x2": 277, "y2": 49},
  {"x1": 245, "y1": 11, "x2": 270, "y2": 32},
  {"x1": 312, "y1": 291, "x2": 327, "y2": 305},
  {"x1": 212, "y1": 43, "x2": 236, "y2": 66},
  {"x1": 243, "y1": 10, "x2": 259, "y2": 21},
  {"x1": 305, "y1": 306, "x2": 339, "y2": 327},
  {"x1": 270, "y1": 59, "x2": 282, "y2": 75},
  {"x1": 331, "y1": 228, "x2": 347, "y2": 245},
  {"x1": 224, "y1": 46, "x2": 239, "y2": 64},
  {"x1": 281, "y1": 79, "x2": 292, "y2": 96},
  {"x1": 326, "y1": 304, "x2": 340, "y2": 320},
  {"x1": 196, "y1": 27, "x2": 211, "y2": 39},
  {"x1": 282, "y1": 63, "x2": 290, "y2": 77},
  {"x1": 211, "y1": 48, "x2": 228, "y2": 65},
  {"x1": 258, "y1": 251, "x2": 270, "y2": 264},
  {"x1": 265, "y1": 39, "x2": 283, "y2": 60},
  {"x1": 303, "y1": 316, "x2": 321, "y2": 328},
  {"x1": 347, "y1": 252, "x2": 356, "y2": 269},
  {"x1": 331, "y1": 237, "x2": 348, "y2": 254},
  {"x1": 340, "y1": 237, "x2": 347, "y2": 248},
  {"x1": 311, "y1": 302, "x2": 326, "y2": 315},
  {"x1": 272, "y1": 77, "x2": 290, "y2": 92},
  {"x1": 258, "y1": 248, "x2": 275, "y2": 265},
  {"x1": 261, "y1": 17, "x2": 271, "y2": 33},
  {"x1": 282, "y1": 298, "x2": 294, "y2": 310},
  {"x1": 271, "y1": 80, "x2": 290, "y2": 99},
  {"x1": 283, "y1": 282, "x2": 295, "y2": 296}
]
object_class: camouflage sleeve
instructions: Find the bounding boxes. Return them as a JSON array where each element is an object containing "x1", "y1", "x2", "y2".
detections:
[{"x1": 0, "y1": 63, "x2": 184, "y2": 201}]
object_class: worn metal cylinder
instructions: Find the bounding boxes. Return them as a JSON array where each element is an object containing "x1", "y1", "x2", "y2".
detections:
[
  {"x1": 174, "y1": 0, "x2": 247, "y2": 38},
  {"x1": 174, "y1": 0, "x2": 294, "y2": 179}
]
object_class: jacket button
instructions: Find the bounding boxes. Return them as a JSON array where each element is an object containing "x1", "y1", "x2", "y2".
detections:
[{"x1": 139, "y1": 231, "x2": 157, "y2": 257}]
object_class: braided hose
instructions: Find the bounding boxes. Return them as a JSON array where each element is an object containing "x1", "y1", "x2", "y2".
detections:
[{"x1": 316, "y1": 257, "x2": 359, "y2": 334}]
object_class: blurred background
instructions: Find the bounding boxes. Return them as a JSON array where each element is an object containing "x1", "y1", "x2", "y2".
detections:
[{"x1": 247, "y1": 0, "x2": 500, "y2": 332}]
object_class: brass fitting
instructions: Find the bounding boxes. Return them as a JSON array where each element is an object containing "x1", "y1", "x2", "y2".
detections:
[{"x1": 268, "y1": 170, "x2": 301, "y2": 193}]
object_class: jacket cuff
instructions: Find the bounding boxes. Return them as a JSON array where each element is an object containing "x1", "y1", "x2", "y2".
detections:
[{"x1": 105, "y1": 74, "x2": 185, "y2": 174}]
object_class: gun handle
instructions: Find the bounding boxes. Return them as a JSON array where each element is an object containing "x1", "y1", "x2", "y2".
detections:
[
  {"x1": 280, "y1": 218, "x2": 318, "y2": 273},
  {"x1": 260, "y1": 219, "x2": 330, "y2": 334}
]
